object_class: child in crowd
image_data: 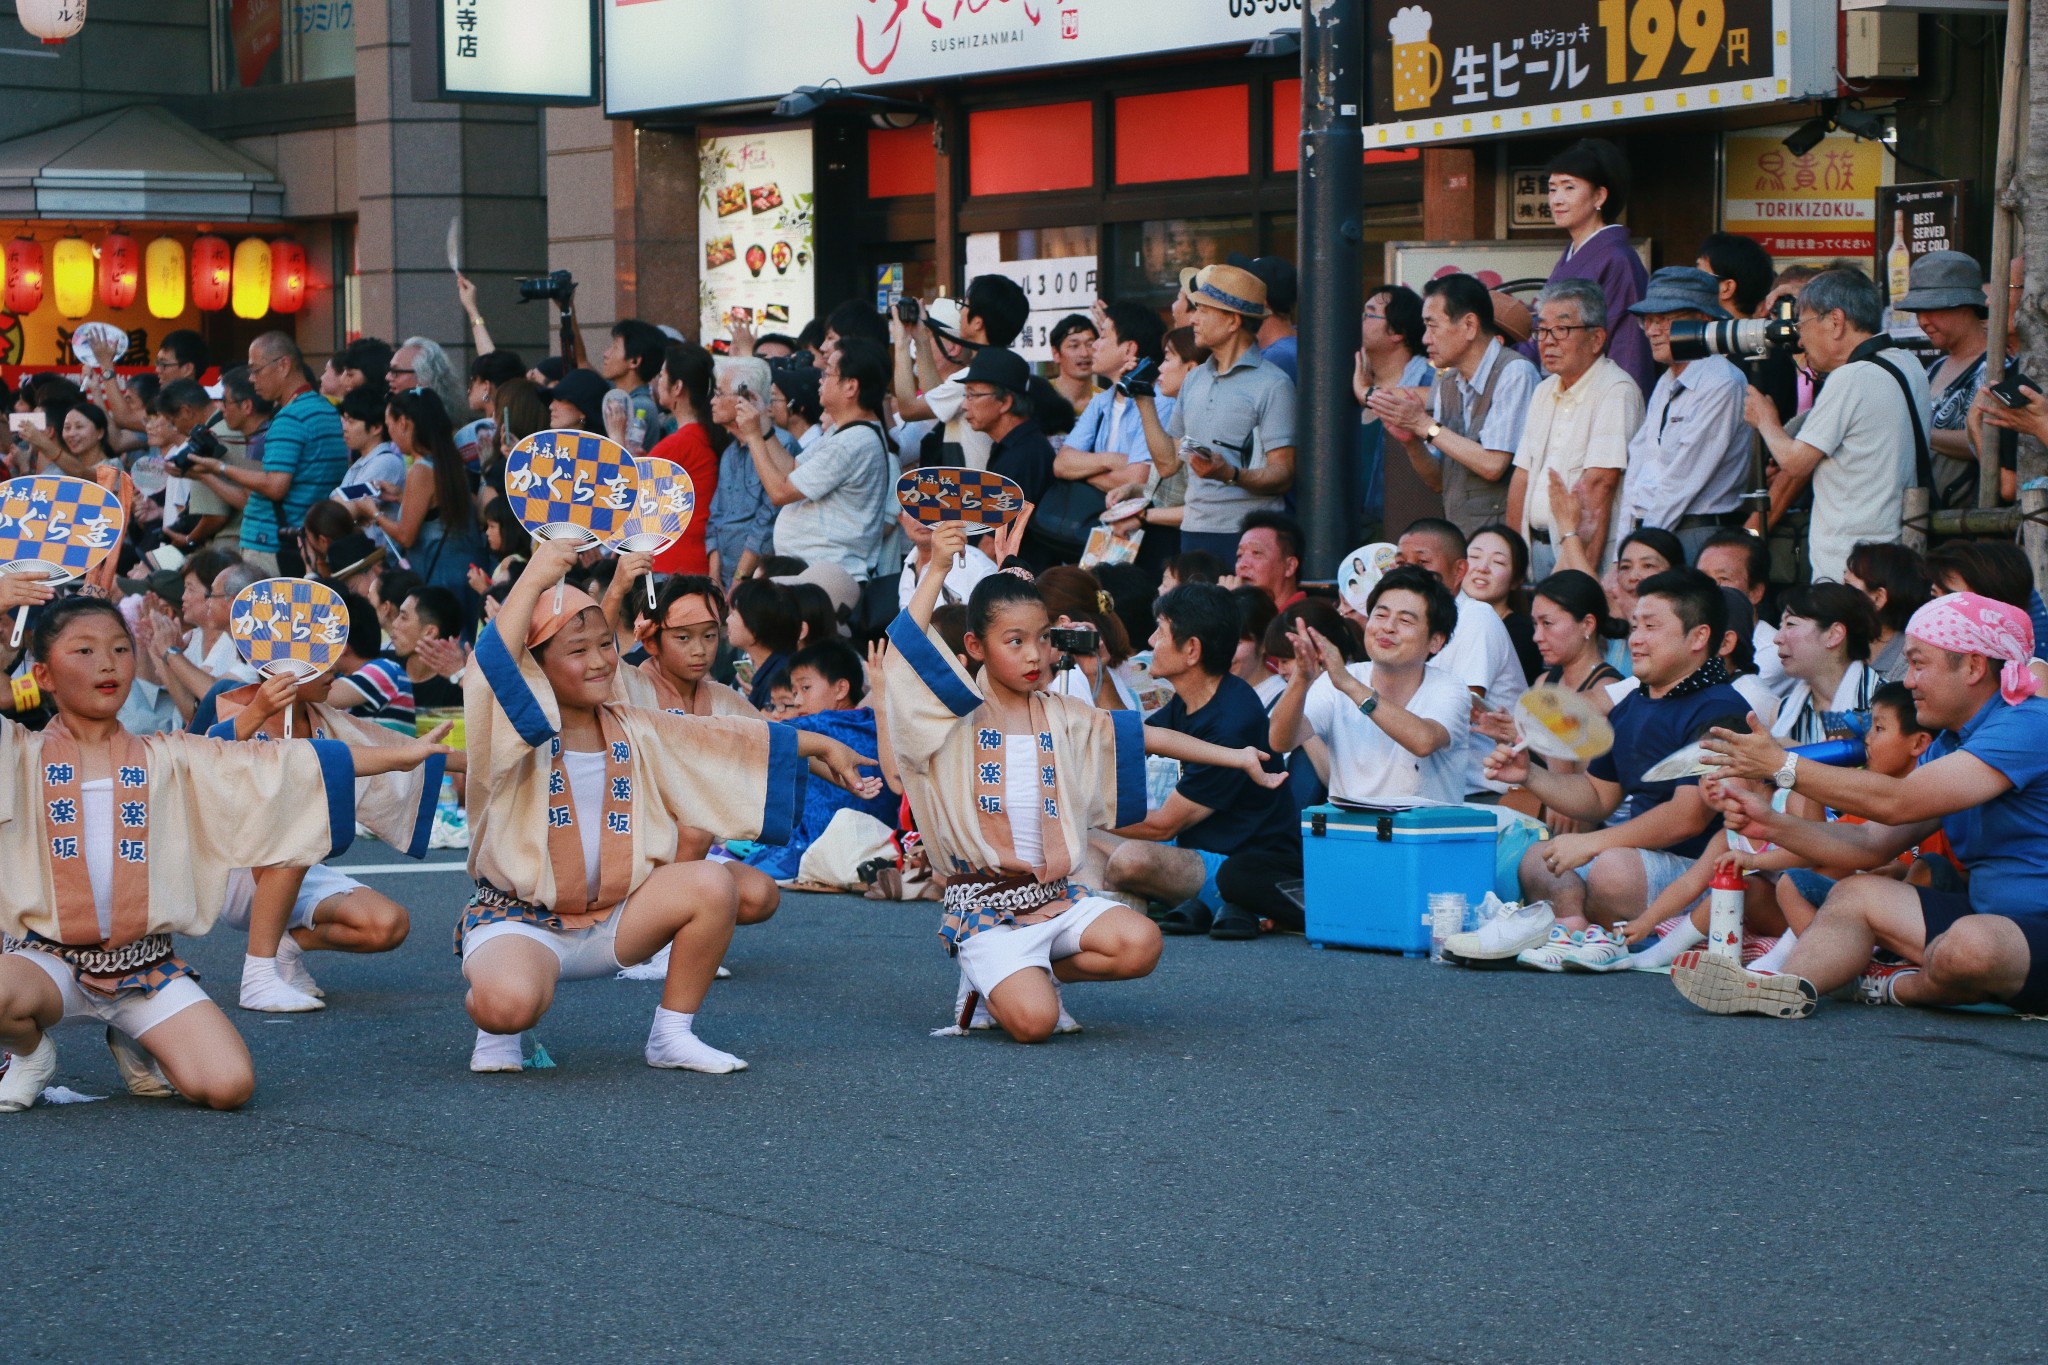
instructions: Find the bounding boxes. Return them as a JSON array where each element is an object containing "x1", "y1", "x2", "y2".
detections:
[
  {"x1": 743, "y1": 640, "x2": 901, "y2": 881},
  {"x1": 1629, "y1": 683, "x2": 1956, "y2": 971},
  {"x1": 727, "y1": 577, "x2": 801, "y2": 711}
]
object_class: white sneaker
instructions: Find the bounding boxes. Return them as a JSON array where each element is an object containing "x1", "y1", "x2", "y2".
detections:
[
  {"x1": 469, "y1": 1029, "x2": 526, "y2": 1073},
  {"x1": 239, "y1": 956, "x2": 325, "y2": 1013},
  {"x1": 105, "y1": 1027, "x2": 175, "y2": 1098},
  {"x1": 1671, "y1": 950, "x2": 1818, "y2": 1018},
  {"x1": 1561, "y1": 925, "x2": 1633, "y2": 973},
  {"x1": 0, "y1": 1035, "x2": 58, "y2": 1112},
  {"x1": 1516, "y1": 925, "x2": 1578, "y2": 972},
  {"x1": 1444, "y1": 905, "x2": 1555, "y2": 965},
  {"x1": 274, "y1": 935, "x2": 323, "y2": 999}
]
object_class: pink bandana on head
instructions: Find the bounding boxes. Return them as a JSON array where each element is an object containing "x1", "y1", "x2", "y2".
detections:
[{"x1": 1905, "y1": 591, "x2": 2038, "y2": 705}]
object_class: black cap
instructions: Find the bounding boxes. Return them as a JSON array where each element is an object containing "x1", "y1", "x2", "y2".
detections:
[
  {"x1": 326, "y1": 532, "x2": 384, "y2": 579},
  {"x1": 959, "y1": 346, "x2": 1032, "y2": 395},
  {"x1": 118, "y1": 568, "x2": 186, "y2": 602},
  {"x1": 1244, "y1": 256, "x2": 1298, "y2": 314},
  {"x1": 539, "y1": 368, "x2": 610, "y2": 426},
  {"x1": 532, "y1": 354, "x2": 567, "y2": 385}
]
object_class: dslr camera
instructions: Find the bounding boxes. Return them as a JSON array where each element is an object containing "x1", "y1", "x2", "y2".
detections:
[
  {"x1": 515, "y1": 270, "x2": 578, "y2": 305},
  {"x1": 172, "y1": 419, "x2": 225, "y2": 473},
  {"x1": 1667, "y1": 294, "x2": 1800, "y2": 364},
  {"x1": 1114, "y1": 358, "x2": 1160, "y2": 399}
]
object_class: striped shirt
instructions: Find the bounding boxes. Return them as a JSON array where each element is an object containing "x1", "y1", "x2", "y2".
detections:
[
  {"x1": 344, "y1": 656, "x2": 416, "y2": 728},
  {"x1": 242, "y1": 390, "x2": 350, "y2": 554}
]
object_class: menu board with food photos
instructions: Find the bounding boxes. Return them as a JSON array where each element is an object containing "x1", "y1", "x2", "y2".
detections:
[{"x1": 698, "y1": 128, "x2": 816, "y2": 353}]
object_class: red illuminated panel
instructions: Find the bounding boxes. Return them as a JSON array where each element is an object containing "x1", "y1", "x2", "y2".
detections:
[
  {"x1": 1272, "y1": 79, "x2": 1420, "y2": 170},
  {"x1": 968, "y1": 103, "x2": 1094, "y2": 196},
  {"x1": 868, "y1": 125, "x2": 936, "y2": 199},
  {"x1": 1116, "y1": 86, "x2": 1248, "y2": 185}
]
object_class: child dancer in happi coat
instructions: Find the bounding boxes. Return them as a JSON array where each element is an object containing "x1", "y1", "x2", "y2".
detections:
[
  {"x1": 884, "y1": 522, "x2": 1286, "y2": 1042},
  {"x1": 0, "y1": 592, "x2": 445, "y2": 1113},
  {"x1": 459, "y1": 540, "x2": 877, "y2": 1074}
]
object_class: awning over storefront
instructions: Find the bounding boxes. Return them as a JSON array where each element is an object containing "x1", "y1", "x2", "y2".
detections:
[{"x1": 0, "y1": 105, "x2": 285, "y2": 222}]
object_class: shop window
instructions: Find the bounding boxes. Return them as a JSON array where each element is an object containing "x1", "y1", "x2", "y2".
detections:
[
  {"x1": 1114, "y1": 87, "x2": 1248, "y2": 185},
  {"x1": 213, "y1": 0, "x2": 355, "y2": 89},
  {"x1": 968, "y1": 103, "x2": 1093, "y2": 197},
  {"x1": 1106, "y1": 217, "x2": 1257, "y2": 314},
  {"x1": 966, "y1": 228, "x2": 1099, "y2": 364},
  {"x1": 868, "y1": 126, "x2": 936, "y2": 199},
  {"x1": 1270, "y1": 80, "x2": 1420, "y2": 173}
]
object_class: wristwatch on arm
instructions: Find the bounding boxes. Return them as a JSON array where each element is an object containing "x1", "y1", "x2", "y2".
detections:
[{"x1": 1773, "y1": 752, "x2": 1799, "y2": 791}]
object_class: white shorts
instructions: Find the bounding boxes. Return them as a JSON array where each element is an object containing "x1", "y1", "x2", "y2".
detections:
[
  {"x1": 10, "y1": 948, "x2": 210, "y2": 1038},
  {"x1": 462, "y1": 899, "x2": 631, "y2": 984},
  {"x1": 219, "y1": 864, "x2": 366, "y2": 934},
  {"x1": 956, "y1": 895, "x2": 1117, "y2": 999}
]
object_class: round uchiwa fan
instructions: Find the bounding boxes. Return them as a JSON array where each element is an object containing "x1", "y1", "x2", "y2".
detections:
[
  {"x1": 608, "y1": 456, "x2": 697, "y2": 609},
  {"x1": 503, "y1": 429, "x2": 642, "y2": 549},
  {"x1": 1337, "y1": 542, "x2": 1399, "y2": 614},
  {"x1": 894, "y1": 467, "x2": 1025, "y2": 535},
  {"x1": 1514, "y1": 684, "x2": 1616, "y2": 763},
  {"x1": 0, "y1": 474, "x2": 127, "y2": 645},
  {"x1": 230, "y1": 577, "x2": 349, "y2": 738}
]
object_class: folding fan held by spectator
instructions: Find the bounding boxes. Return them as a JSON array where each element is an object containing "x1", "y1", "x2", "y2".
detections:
[
  {"x1": 896, "y1": 466, "x2": 1025, "y2": 568},
  {"x1": 1513, "y1": 684, "x2": 1616, "y2": 763},
  {"x1": 229, "y1": 577, "x2": 348, "y2": 739},
  {"x1": 0, "y1": 474, "x2": 127, "y2": 646},
  {"x1": 1337, "y1": 542, "x2": 1399, "y2": 615},
  {"x1": 503, "y1": 428, "x2": 640, "y2": 610},
  {"x1": 607, "y1": 455, "x2": 696, "y2": 612}
]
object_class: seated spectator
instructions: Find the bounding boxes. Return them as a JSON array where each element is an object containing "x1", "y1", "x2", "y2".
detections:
[
  {"x1": 1233, "y1": 511, "x2": 1305, "y2": 610},
  {"x1": 1507, "y1": 278, "x2": 1645, "y2": 578},
  {"x1": 1770, "y1": 583, "x2": 1880, "y2": 746},
  {"x1": 1039, "y1": 564, "x2": 1140, "y2": 710},
  {"x1": 390, "y1": 586, "x2": 470, "y2": 711},
  {"x1": 740, "y1": 640, "x2": 899, "y2": 882},
  {"x1": 1581, "y1": 526, "x2": 1686, "y2": 676},
  {"x1": 737, "y1": 337, "x2": 895, "y2": 583},
  {"x1": 1395, "y1": 518, "x2": 1524, "y2": 797},
  {"x1": 1261, "y1": 599, "x2": 1358, "y2": 808},
  {"x1": 707, "y1": 356, "x2": 783, "y2": 587},
  {"x1": 1465, "y1": 522, "x2": 1541, "y2": 682},
  {"x1": 370, "y1": 567, "x2": 421, "y2": 641},
  {"x1": 1845, "y1": 541, "x2": 1933, "y2": 684},
  {"x1": 300, "y1": 499, "x2": 359, "y2": 579},
  {"x1": 1696, "y1": 529, "x2": 1791, "y2": 700},
  {"x1": 1269, "y1": 564, "x2": 1470, "y2": 807},
  {"x1": 1922, "y1": 539, "x2": 2048, "y2": 689},
  {"x1": 1479, "y1": 569, "x2": 1751, "y2": 971},
  {"x1": 1098, "y1": 584, "x2": 1302, "y2": 940},
  {"x1": 362, "y1": 388, "x2": 489, "y2": 633},
  {"x1": 1159, "y1": 551, "x2": 1222, "y2": 598},
  {"x1": 781, "y1": 577, "x2": 845, "y2": 649},
  {"x1": 120, "y1": 569, "x2": 192, "y2": 735},
  {"x1": 1680, "y1": 592, "x2": 2048, "y2": 1019},
  {"x1": 1616, "y1": 266, "x2": 1755, "y2": 560},
  {"x1": 1367, "y1": 273, "x2": 1539, "y2": 535},
  {"x1": 1478, "y1": 570, "x2": 1625, "y2": 831},
  {"x1": 147, "y1": 554, "x2": 259, "y2": 723},
  {"x1": 322, "y1": 589, "x2": 416, "y2": 730},
  {"x1": 1711, "y1": 588, "x2": 1781, "y2": 733},
  {"x1": 728, "y1": 577, "x2": 802, "y2": 710},
  {"x1": 1048, "y1": 313, "x2": 1098, "y2": 416}
]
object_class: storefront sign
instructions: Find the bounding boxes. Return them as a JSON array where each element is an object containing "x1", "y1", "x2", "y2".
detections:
[
  {"x1": 1876, "y1": 179, "x2": 1967, "y2": 340},
  {"x1": 412, "y1": 0, "x2": 598, "y2": 105},
  {"x1": 1509, "y1": 166, "x2": 1552, "y2": 229},
  {"x1": 607, "y1": 0, "x2": 1259, "y2": 117},
  {"x1": 1386, "y1": 239, "x2": 1650, "y2": 292},
  {"x1": 699, "y1": 129, "x2": 817, "y2": 350},
  {"x1": 965, "y1": 234, "x2": 1097, "y2": 365},
  {"x1": 1365, "y1": 0, "x2": 1829, "y2": 150},
  {"x1": 1721, "y1": 126, "x2": 1889, "y2": 266}
]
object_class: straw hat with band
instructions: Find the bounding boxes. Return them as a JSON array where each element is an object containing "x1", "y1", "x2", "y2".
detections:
[{"x1": 1188, "y1": 264, "x2": 1269, "y2": 320}]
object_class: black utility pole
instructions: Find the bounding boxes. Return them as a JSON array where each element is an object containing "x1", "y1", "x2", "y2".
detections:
[{"x1": 1295, "y1": 0, "x2": 1365, "y2": 577}]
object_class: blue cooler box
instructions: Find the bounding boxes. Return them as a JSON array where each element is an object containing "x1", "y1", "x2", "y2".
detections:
[{"x1": 1301, "y1": 803, "x2": 1497, "y2": 955}]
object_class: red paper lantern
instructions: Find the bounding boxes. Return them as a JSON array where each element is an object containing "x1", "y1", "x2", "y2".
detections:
[
  {"x1": 268, "y1": 238, "x2": 306, "y2": 314},
  {"x1": 3, "y1": 238, "x2": 44, "y2": 314},
  {"x1": 98, "y1": 230, "x2": 139, "y2": 310},
  {"x1": 191, "y1": 234, "x2": 231, "y2": 312}
]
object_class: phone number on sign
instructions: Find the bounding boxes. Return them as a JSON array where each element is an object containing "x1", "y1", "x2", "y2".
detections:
[{"x1": 1227, "y1": 0, "x2": 1300, "y2": 16}]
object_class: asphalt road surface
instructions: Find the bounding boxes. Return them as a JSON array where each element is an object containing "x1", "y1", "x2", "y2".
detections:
[{"x1": 8, "y1": 847, "x2": 2047, "y2": 1363}]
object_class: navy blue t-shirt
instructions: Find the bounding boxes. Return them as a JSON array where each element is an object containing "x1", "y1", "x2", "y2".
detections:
[
  {"x1": 1588, "y1": 680, "x2": 1751, "y2": 859},
  {"x1": 1147, "y1": 672, "x2": 1300, "y2": 857}
]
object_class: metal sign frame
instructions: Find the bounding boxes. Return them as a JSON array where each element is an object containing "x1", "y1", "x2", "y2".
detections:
[{"x1": 410, "y1": 0, "x2": 602, "y2": 108}]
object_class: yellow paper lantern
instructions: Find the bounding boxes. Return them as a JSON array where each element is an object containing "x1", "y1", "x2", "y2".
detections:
[
  {"x1": 231, "y1": 237, "x2": 271, "y2": 320},
  {"x1": 145, "y1": 237, "x2": 185, "y2": 318},
  {"x1": 51, "y1": 235, "x2": 93, "y2": 317}
]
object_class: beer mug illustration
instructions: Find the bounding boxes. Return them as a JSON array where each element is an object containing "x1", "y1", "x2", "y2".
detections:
[{"x1": 1388, "y1": 6, "x2": 1442, "y2": 113}]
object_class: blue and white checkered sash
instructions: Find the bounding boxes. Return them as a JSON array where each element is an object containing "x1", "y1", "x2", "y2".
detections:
[
  {"x1": 936, "y1": 871, "x2": 1077, "y2": 954},
  {"x1": 453, "y1": 881, "x2": 568, "y2": 957}
]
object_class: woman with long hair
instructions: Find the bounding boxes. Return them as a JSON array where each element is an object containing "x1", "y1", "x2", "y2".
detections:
[
  {"x1": 647, "y1": 341, "x2": 724, "y2": 576},
  {"x1": 1037, "y1": 564, "x2": 1139, "y2": 710},
  {"x1": 1465, "y1": 522, "x2": 1541, "y2": 682},
  {"x1": 483, "y1": 377, "x2": 549, "y2": 500},
  {"x1": 363, "y1": 388, "x2": 489, "y2": 635},
  {"x1": 19, "y1": 398, "x2": 133, "y2": 595}
]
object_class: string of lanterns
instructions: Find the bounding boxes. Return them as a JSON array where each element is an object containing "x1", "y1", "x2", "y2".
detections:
[{"x1": 3, "y1": 232, "x2": 307, "y2": 319}]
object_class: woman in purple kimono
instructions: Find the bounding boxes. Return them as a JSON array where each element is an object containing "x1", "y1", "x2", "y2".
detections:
[{"x1": 1521, "y1": 139, "x2": 1655, "y2": 397}]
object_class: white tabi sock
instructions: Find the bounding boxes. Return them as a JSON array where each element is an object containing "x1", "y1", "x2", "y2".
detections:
[
  {"x1": 239, "y1": 953, "x2": 323, "y2": 1012},
  {"x1": 469, "y1": 1028, "x2": 526, "y2": 1073},
  {"x1": 645, "y1": 1005, "x2": 747, "y2": 1073},
  {"x1": 1629, "y1": 919, "x2": 1706, "y2": 970},
  {"x1": 1749, "y1": 929, "x2": 1797, "y2": 975}
]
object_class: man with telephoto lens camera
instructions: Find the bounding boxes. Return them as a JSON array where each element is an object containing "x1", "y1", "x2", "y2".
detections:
[{"x1": 1722, "y1": 268, "x2": 1931, "y2": 585}]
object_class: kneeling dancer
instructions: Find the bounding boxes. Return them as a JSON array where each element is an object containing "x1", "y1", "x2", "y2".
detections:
[{"x1": 459, "y1": 541, "x2": 875, "y2": 1074}]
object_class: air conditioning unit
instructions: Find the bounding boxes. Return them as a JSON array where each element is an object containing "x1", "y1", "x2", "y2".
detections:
[{"x1": 1845, "y1": 11, "x2": 1920, "y2": 79}]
